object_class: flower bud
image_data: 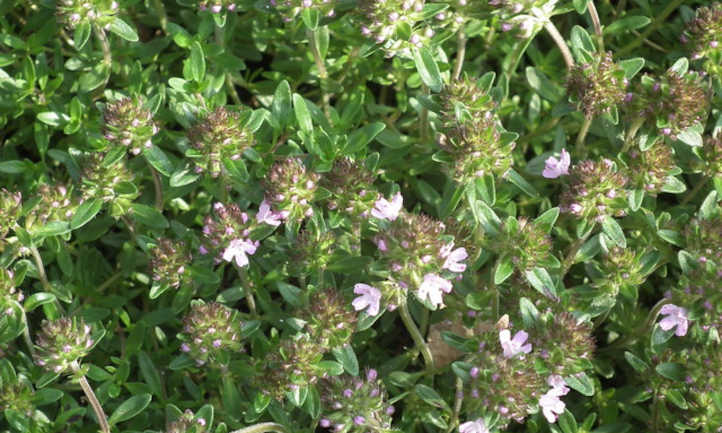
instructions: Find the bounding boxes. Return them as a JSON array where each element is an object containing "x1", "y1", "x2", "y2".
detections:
[
  {"x1": 188, "y1": 107, "x2": 253, "y2": 178},
  {"x1": 150, "y1": 239, "x2": 193, "y2": 290},
  {"x1": 560, "y1": 159, "x2": 628, "y2": 220},
  {"x1": 34, "y1": 317, "x2": 95, "y2": 374},
  {"x1": 566, "y1": 52, "x2": 628, "y2": 117},
  {"x1": 165, "y1": 408, "x2": 210, "y2": 433},
  {"x1": 57, "y1": 0, "x2": 118, "y2": 29},
  {"x1": 179, "y1": 301, "x2": 244, "y2": 366},
  {"x1": 103, "y1": 97, "x2": 158, "y2": 156},
  {"x1": 81, "y1": 152, "x2": 139, "y2": 217},
  {"x1": 623, "y1": 142, "x2": 677, "y2": 195},
  {"x1": 263, "y1": 158, "x2": 319, "y2": 222}
]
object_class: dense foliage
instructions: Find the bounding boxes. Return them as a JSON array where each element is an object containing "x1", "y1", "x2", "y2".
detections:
[{"x1": 1, "y1": 0, "x2": 722, "y2": 432}]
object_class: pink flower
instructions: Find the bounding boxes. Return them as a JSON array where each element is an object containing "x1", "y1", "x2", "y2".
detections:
[
  {"x1": 256, "y1": 199, "x2": 284, "y2": 227},
  {"x1": 542, "y1": 149, "x2": 570, "y2": 179},
  {"x1": 371, "y1": 192, "x2": 403, "y2": 221},
  {"x1": 222, "y1": 238, "x2": 258, "y2": 267},
  {"x1": 417, "y1": 273, "x2": 452, "y2": 308},
  {"x1": 538, "y1": 375, "x2": 570, "y2": 423},
  {"x1": 659, "y1": 304, "x2": 689, "y2": 336},
  {"x1": 459, "y1": 418, "x2": 489, "y2": 433},
  {"x1": 440, "y1": 242, "x2": 468, "y2": 273},
  {"x1": 499, "y1": 329, "x2": 532, "y2": 358},
  {"x1": 352, "y1": 283, "x2": 382, "y2": 316}
]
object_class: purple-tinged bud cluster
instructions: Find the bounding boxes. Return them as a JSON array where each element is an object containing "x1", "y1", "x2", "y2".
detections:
[
  {"x1": 484, "y1": 0, "x2": 557, "y2": 37},
  {"x1": 684, "y1": 214, "x2": 722, "y2": 267},
  {"x1": 0, "y1": 268, "x2": 23, "y2": 316},
  {"x1": 271, "y1": 0, "x2": 336, "y2": 22},
  {"x1": 187, "y1": 107, "x2": 253, "y2": 178},
  {"x1": 198, "y1": 0, "x2": 239, "y2": 13},
  {"x1": 81, "y1": 152, "x2": 139, "y2": 217},
  {"x1": 201, "y1": 202, "x2": 261, "y2": 268},
  {"x1": 370, "y1": 199, "x2": 467, "y2": 310},
  {"x1": 671, "y1": 266, "x2": 722, "y2": 338},
  {"x1": 438, "y1": 77, "x2": 514, "y2": 182},
  {"x1": 566, "y1": 52, "x2": 628, "y2": 117},
  {"x1": 289, "y1": 229, "x2": 338, "y2": 279},
  {"x1": 263, "y1": 157, "x2": 319, "y2": 222},
  {"x1": 486, "y1": 217, "x2": 553, "y2": 275},
  {"x1": 594, "y1": 246, "x2": 652, "y2": 301},
  {"x1": 302, "y1": 288, "x2": 357, "y2": 349},
  {"x1": 34, "y1": 317, "x2": 96, "y2": 374},
  {"x1": 358, "y1": 0, "x2": 434, "y2": 57},
  {"x1": 698, "y1": 134, "x2": 722, "y2": 179},
  {"x1": 179, "y1": 301, "x2": 243, "y2": 366},
  {"x1": 103, "y1": 97, "x2": 158, "y2": 156},
  {"x1": 165, "y1": 408, "x2": 209, "y2": 433},
  {"x1": 685, "y1": 3, "x2": 722, "y2": 74},
  {"x1": 0, "y1": 189, "x2": 22, "y2": 239},
  {"x1": 533, "y1": 312, "x2": 596, "y2": 377},
  {"x1": 559, "y1": 159, "x2": 628, "y2": 221},
  {"x1": 319, "y1": 369, "x2": 398, "y2": 433},
  {"x1": 627, "y1": 69, "x2": 709, "y2": 136},
  {"x1": 150, "y1": 238, "x2": 193, "y2": 290},
  {"x1": 57, "y1": 0, "x2": 119, "y2": 29},
  {"x1": 259, "y1": 333, "x2": 326, "y2": 401},
  {"x1": 321, "y1": 157, "x2": 379, "y2": 219},
  {"x1": 25, "y1": 183, "x2": 82, "y2": 230},
  {"x1": 624, "y1": 143, "x2": 677, "y2": 194}
]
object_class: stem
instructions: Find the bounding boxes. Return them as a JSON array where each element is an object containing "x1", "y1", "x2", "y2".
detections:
[
  {"x1": 544, "y1": 20, "x2": 574, "y2": 70},
  {"x1": 94, "y1": 26, "x2": 111, "y2": 66},
  {"x1": 152, "y1": 0, "x2": 169, "y2": 34},
  {"x1": 230, "y1": 423, "x2": 288, "y2": 433},
  {"x1": 15, "y1": 302, "x2": 36, "y2": 357},
  {"x1": 452, "y1": 30, "x2": 467, "y2": 81},
  {"x1": 307, "y1": 29, "x2": 330, "y2": 120},
  {"x1": 562, "y1": 232, "x2": 592, "y2": 275},
  {"x1": 445, "y1": 377, "x2": 464, "y2": 433},
  {"x1": 97, "y1": 271, "x2": 123, "y2": 293},
  {"x1": 71, "y1": 361, "x2": 110, "y2": 433},
  {"x1": 680, "y1": 176, "x2": 708, "y2": 205},
  {"x1": 120, "y1": 215, "x2": 139, "y2": 245},
  {"x1": 398, "y1": 300, "x2": 434, "y2": 370},
  {"x1": 215, "y1": 25, "x2": 242, "y2": 106},
  {"x1": 587, "y1": 1, "x2": 604, "y2": 51},
  {"x1": 236, "y1": 266, "x2": 257, "y2": 317},
  {"x1": 420, "y1": 85, "x2": 429, "y2": 143},
  {"x1": 621, "y1": 117, "x2": 645, "y2": 153},
  {"x1": 576, "y1": 114, "x2": 593, "y2": 158},
  {"x1": 617, "y1": 0, "x2": 685, "y2": 56},
  {"x1": 147, "y1": 160, "x2": 164, "y2": 211},
  {"x1": 30, "y1": 245, "x2": 52, "y2": 293}
]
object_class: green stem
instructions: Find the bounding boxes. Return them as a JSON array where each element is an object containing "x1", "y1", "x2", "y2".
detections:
[
  {"x1": 617, "y1": 0, "x2": 685, "y2": 56},
  {"x1": 445, "y1": 377, "x2": 464, "y2": 433},
  {"x1": 71, "y1": 361, "x2": 110, "y2": 433},
  {"x1": 215, "y1": 25, "x2": 242, "y2": 106},
  {"x1": 587, "y1": 1, "x2": 604, "y2": 52},
  {"x1": 452, "y1": 30, "x2": 467, "y2": 81},
  {"x1": 97, "y1": 271, "x2": 123, "y2": 293},
  {"x1": 236, "y1": 266, "x2": 257, "y2": 317},
  {"x1": 622, "y1": 117, "x2": 645, "y2": 153},
  {"x1": 307, "y1": 29, "x2": 330, "y2": 120},
  {"x1": 147, "y1": 160, "x2": 164, "y2": 211},
  {"x1": 576, "y1": 114, "x2": 593, "y2": 158},
  {"x1": 680, "y1": 176, "x2": 708, "y2": 205},
  {"x1": 398, "y1": 300, "x2": 434, "y2": 370},
  {"x1": 16, "y1": 302, "x2": 36, "y2": 357},
  {"x1": 544, "y1": 20, "x2": 574, "y2": 70},
  {"x1": 230, "y1": 423, "x2": 288, "y2": 433},
  {"x1": 562, "y1": 232, "x2": 592, "y2": 276},
  {"x1": 30, "y1": 245, "x2": 52, "y2": 293},
  {"x1": 94, "y1": 26, "x2": 111, "y2": 66},
  {"x1": 420, "y1": 85, "x2": 430, "y2": 143}
]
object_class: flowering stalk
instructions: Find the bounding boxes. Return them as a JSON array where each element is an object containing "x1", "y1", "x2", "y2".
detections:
[
  {"x1": 587, "y1": 1, "x2": 603, "y2": 51},
  {"x1": 72, "y1": 361, "x2": 110, "y2": 433},
  {"x1": 307, "y1": 29, "x2": 330, "y2": 119},
  {"x1": 543, "y1": 20, "x2": 574, "y2": 70},
  {"x1": 453, "y1": 31, "x2": 467, "y2": 81},
  {"x1": 398, "y1": 300, "x2": 435, "y2": 370}
]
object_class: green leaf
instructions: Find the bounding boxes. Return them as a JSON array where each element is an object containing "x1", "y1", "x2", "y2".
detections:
[
  {"x1": 604, "y1": 16, "x2": 651, "y2": 35},
  {"x1": 70, "y1": 199, "x2": 103, "y2": 230},
  {"x1": 624, "y1": 351, "x2": 649, "y2": 372},
  {"x1": 37, "y1": 112, "x2": 70, "y2": 127},
  {"x1": 189, "y1": 41, "x2": 206, "y2": 83},
  {"x1": 108, "y1": 394, "x2": 152, "y2": 425},
  {"x1": 74, "y1": 21, "x2": 92, "y2": 50},
  {"x1": 655, "y1": 362, "x2": 686, "y2": 381},
  {"x1": 332, "y1": 345, "x2": 359, "y2": 376},
  {"x1": 628, "y1": 189, "x2": 644, "y2": 211},
  {"x1": 660, "y1": 176, "x2": 687, "y2": 194},
  {"x1": 558, "y1": 410, "x2": 578, "y2": 433},
  {"x1": 476, "y1": 175, "x2": 495, "y2": 206},
  {"x1": 301, "y1": 8, "x2": 319, "y2": 30},
  {"x1": 0, "y1": 160, "x2": 28, "y2": 174},
  {"x1": 137, "y1": 351, "x2": 164, "y2": 398},
  {"x1": 33, "y1": 221, "x2": 71, "y2": 238},
  {"x1": 601, "y1": 216, "x2": 626, "y2": 248},
  {"x1": 346, "y1": 122, "x2": 385, "y2": 154},
  {"x1": 293, "y1": 93, "x2": 313, "y2": 133},
  {"x1": 170, "y1": 169, "x2": 200, "y2": 187},
  {"x1": 534, "y1": 207, "x2": 559, "y2": 233},
  {"x1": 619, "y1": 58, "x2": 645, "y2": 79},
  {"x1": 524, "y1": 267, "x2": 557, "y2": 299},
  {"x1": 677, "y1": 127, "x2": 703, "y2": 147},
  {"x1": 526, "y1": 67, "x2": 563, "y2": 102},
  {"x1": 414, "y1": 384, "x2": 449, "y2": 410},
  {"x1": 412, "y1": 47, "x2": 443, "y2": 92},
  {"x1": 143, "y1": 146, "x2": 174, "y2": 177},
  {"x1": 564, "y1": 372, "x2": 595, "y2": 396},
  {"x1": 271, "y1": 80, "x2": 292, "y2": 130},
  {"x1": 130, "y1": 203, "x2": 169, "y2": 229},
  {"x1": 24, "y1": 292, "x2": 57, "y2": 312},
  {"x1": 109, "y1": 17, "x2": 140, "y2": 42},
  {"x1": 519, "y1": 297, "x2": 540, "y2": 328},
  {"x1": 506, "y1": 168, "x2": 539, "y2": 197},
  {"x1": 666, "y1": 389, "x2": 688, "y2": 409},
  {"x1": 494, "y1": 256, "x2": 514, "y2": 285},
  {"x1": 573, "y1": 0, "x2": 587, "y2": 13}
]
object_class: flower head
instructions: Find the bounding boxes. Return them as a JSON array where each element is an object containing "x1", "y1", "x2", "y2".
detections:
[
  {"x1": 371, "y1": 192, "x2": 403, "y2": 221},
  {"x1": 539, "y1": 388, "x2": 566, "y2": 423},
  {"x1": 256, "y1": 199, "x2": 285, "y2": 227},
  {"x1": 659, "y1": 303, "x2": 689, "y2": 336},
  {"x1": 441, "y1": 243, "x2": 468, "y2": 273},
  {"x1": 499, "y1": 329, "x2": 532, "y2": 358},
  {"x1": 222, "y1": 238, "x2": 258, "y2": 267},
  {"x1": 352, "y1": 283, "x2": 382, "y2": 316},
  {"x1": 542, "y1": 149, "x2": 571, "y2": 179},
  {"x1": 459, "y1": 418, "x2": 489, "y2": 433},
  {"x1": 417, "y1": 273, "x2": 453, "y2": 308}
]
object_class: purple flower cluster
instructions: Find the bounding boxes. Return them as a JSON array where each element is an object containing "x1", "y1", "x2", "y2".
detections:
[
  {"x1": 34, "y1": 317, "x2": 95, "y2": 374},
  {"x1": 180, "y1": 301, "x2": 243, "y2": 366}
]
